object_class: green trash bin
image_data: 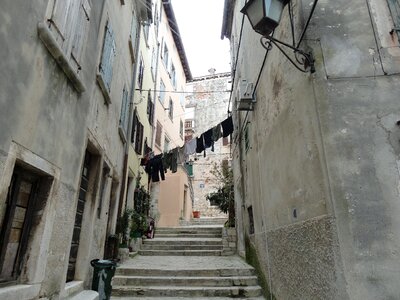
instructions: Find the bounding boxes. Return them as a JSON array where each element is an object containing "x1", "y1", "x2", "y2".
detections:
[{"x1": 91, "y1": 259, "x2": 117, "y2": 300}]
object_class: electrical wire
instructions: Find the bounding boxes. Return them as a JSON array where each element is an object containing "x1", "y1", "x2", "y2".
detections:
[{"x1": 135, "y1": 88, "x2": 230, "y2": 94}]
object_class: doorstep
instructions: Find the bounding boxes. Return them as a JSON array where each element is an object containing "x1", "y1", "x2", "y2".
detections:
[{"x1": 0, "y1": 283, "x2": 40, "y2": 300}]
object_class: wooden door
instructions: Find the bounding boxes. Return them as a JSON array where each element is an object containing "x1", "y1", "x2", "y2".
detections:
[{"x1": 0, "y1": 167, "x2": 39, "y2": 283}]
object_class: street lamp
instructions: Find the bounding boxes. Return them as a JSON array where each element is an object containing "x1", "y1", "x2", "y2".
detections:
[
  {"x1": 240, "y1": 0, "x2": 289, "y2": 36},
  {"x1": 241, "y1": 0, "x2": 318, "y2": 73}
]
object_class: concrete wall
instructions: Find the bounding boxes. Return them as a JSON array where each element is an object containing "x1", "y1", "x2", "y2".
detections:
[
  {"x1": 227, "y1": 0, "x2": 400, "y2": 298},
  {"x1": 0, "y1": 0, "x2": 141, "y2": 298}
]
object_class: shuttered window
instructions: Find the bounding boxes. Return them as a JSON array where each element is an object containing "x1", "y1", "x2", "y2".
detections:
[
  {"x1": 168, "y1": 98, "x2": 173, "y2": 120},
  {"x1": 147, "y1": 91, "x2": 154, "y2": 125},
  {"x1": 388, "y1": 0, "x2": 400, "y2": 42},
  {"x1": 155, "y1": 121, "x2": 162, "y2": 147},
  {"x1": 180, "y1": 120, "x2": 184, "y2": 139},
  {"x1": 129, "y1": 11, "x2": 139, "y2": 63},
  {"x1": 119, "y1": 87, "x2": 129, "y2": 133},
  {"x1": 50, "y1": 0, "x2": 73, "y2": 43},
  {"x1": 134, "y1": 122, "x2": 144, "y2": 155},
  {"x1": 71, "y1": 0, "x2": 91, "y2": 65},
  {"x1": 170, "y1": 64, "x2": 176, "y2": 89},
  {"x1": 159, "y1": 80, "x2": 166, "y2": 104},
  {"x1": 99, "y1": 22, "x2": 116, "y2": 94},
  {"x1": 137, "y1": 55, "x2": 144, "y2": 90}
]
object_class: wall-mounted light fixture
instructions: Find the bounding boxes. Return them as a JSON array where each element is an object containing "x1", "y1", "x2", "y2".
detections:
[{"x1": 241, "y1": 0, "x2": 318, "y2": 73}]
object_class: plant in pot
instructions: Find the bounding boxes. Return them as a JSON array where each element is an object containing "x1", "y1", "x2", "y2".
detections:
[{"x1": 130, "y1": 211, "x2": 148, "y2": 239}]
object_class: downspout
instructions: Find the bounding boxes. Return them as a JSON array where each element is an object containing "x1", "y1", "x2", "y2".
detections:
[
  {"x1": 117, "y1": 8, "x2": 142, "y2": 219},
  {"x1": 151, "y1": 20, "x2": 161, "y2": 149}
]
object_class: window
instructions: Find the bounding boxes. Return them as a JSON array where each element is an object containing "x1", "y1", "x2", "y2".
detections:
[
  {"x1": 119, "y1": 87, "x2": 129, "y2": 138},
  {"x1": 388, "y1": 0, "x2": 400, "y2": 43},
  {"x1": 98, "y1": 21, "x2": 116, "y2": 102},
  {"x1": 162, "y1": 42, "x2": 169, "y2": 68},
  {"x1": 71, "y1": 0, "x2": 91, "y2": 66},
  {"x1": 180, "y1": 88, "x2": 185, "y2": 107},
  {"x1": 151, "y1": 47, "x2": 156, "y2": 79},
  {"x1": 168, "y1": 98, "x2": 174, "y2": 120},
  {"x1": 41, "y1": 0, "x2": 91, "y2": 92},
  {"x1": 185, "y1": 120, "x2": 194, "y2": 129},
  {"x1": 137, "y1": 55, "x2": 144, "y2": 91},
  {"x1": 133, "y1": 119, "x2": 144, "y2": 155},
  {"x1": 164, "y1": 136, "x2": 170, "y2": 153},
  {"x1": 147, "y1": 90, "x2": 154, "y2": 125},
  {"x1": 170, "y1": 64, "x2": 176, "y2": 89},
  {"x1": 185, "y1": 162, "x2": 194, "y2": 176},
  {"x1": 244, "y1": 122, "x2": 250, "y2": 152},
  {"x1": 248, "y1": 206, "x2": 255, "y2": 235},
  {"x1": 129, "y1": 10, "x2": 139, "y2": 63},
  {"x1": 180, "y1": 120, "x2": 184, "y2": 139},
  {"x1": 155, "y1": 121, "x2": 163, "y2": 147},
  {"x1": 143, "y1": 22, "x2": 150, "y2": 44},
  {"x1": 159, "y1": 80, "x2": 165, "y2": 104}
]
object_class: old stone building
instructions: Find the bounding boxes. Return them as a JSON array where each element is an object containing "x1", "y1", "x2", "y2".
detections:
[
  {"x1": 222, "y1": 0, "x2": 400, "y2": 299},
  {"x1": 185, "y1": 71, "x2": 231, "y2": 218},
  {"x1": 0, "y1": 0, "x2": 151, "y2": 299},
  {"x1": 149, "y1": 1, "x2": 193, "y2": 227}
]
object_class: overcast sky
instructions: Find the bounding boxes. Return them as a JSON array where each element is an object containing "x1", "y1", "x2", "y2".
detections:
[{"x1": 170, "y1": 0, "x2": 231, "y2": 77}]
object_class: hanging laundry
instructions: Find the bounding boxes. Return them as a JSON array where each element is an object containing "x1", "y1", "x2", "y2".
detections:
[
  {"x1": 221, "y1": 116, "x2": 233, "y2": 137},
  {"x1": 212, "y1": 124, "x2": 222, "y2": 142},
  {"x1": 163, "y1": 148, "x2": 179, "y2": 173},
  {"x1": 185, "y1": 138, "x2": 196, "y2": 156},
  {"x1": 178, "y1": 146, "x2": 186, "y2": 164},
  {"x1": 196, "y1": 134, "x2": 205, "y2": 154},
  {"x1": 203, "y1": 128, "x2": 214, "y2": 152},
  {"x1": 145, "y1": 154, "x2": 165, "y2": 182}
]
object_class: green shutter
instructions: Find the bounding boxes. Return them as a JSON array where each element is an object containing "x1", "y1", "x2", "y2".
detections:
[
  {"x1": 185, "y1": 163, "x2": 193, "y2": 176},
  {"x1": 120, "y1": 88, "x2": 129, "y2": 132},
  {"x1": 388, "y1": 0, "x2": 400, "y2": 42}
]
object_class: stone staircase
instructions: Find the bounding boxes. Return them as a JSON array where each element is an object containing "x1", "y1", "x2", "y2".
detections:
[
  {"x1": 139, "y1": 226, "x2": 223, "y2": 256},
  {"x1": 111, "y1": 225, "x2": 264, "y2": 299}
]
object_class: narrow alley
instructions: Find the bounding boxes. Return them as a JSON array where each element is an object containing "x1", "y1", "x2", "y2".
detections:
[{"x1": 1, "y1": 0, "x2": 400, "y2": 299}]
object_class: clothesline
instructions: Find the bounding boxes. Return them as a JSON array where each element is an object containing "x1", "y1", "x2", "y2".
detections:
[{"x1": 142, "y1": 116, "x2": 234, "y2": 183}]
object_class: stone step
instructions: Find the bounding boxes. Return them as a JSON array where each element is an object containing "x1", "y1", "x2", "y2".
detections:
[
  {"x1": 115, "y1": 268, "x2": 256, "y2": 277},
  {"x1": 156, "y1": 227, "x2": 222, "y2": 233},
  {"x1": 112, "y1": 297, "x2": 265, "y2": 300},
  {"x1": 68, "y1": 290, "x2": 99, "y2": 300},
  {"x1": 141, "y1": 244, "x2": 223, "y2": 251},
  {"x1": 138, "y1": 250, "x2": 222, "y2": 256},
  {"x1": 112, "y1": 285, "x2": 262, "y2": 298},
  {"x1": 155, "y1": 233, "x2": 222, "y2": 238},
  {"x1": 112, "y1": 275, "x2": 259, "y2": 287},
  {"x1": 143, "y1": 238, "x2": 222, "y2": 246}
]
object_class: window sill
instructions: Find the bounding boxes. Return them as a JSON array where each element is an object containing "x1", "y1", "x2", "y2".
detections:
[
  {"x1": 96, "y1": 73, "x2": 112, "y2": 104},
  {"x1": 37, "y1": 22, "x2": 85, "y2": 94},
  {"x1": 118, "y1": 126, "x2": 127, "y2": 144}
]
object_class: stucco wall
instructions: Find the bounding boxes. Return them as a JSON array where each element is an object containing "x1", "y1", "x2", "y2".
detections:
[{"x1": 230, "y1": 0, "x2": 400, "y2": 298}]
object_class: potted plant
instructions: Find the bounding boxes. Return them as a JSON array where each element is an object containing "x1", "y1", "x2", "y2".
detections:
[{"x1": 115, "y1": 209, "x2": 132, "y2": 262}]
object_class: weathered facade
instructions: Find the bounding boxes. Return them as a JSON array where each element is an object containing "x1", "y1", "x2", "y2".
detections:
[
  {"x1": 150, "y1": 1, "x2": 193, "y2": 227},
  {"x1": 222, "y1": 0, "x2": 400, "y2": 299},
  {"x1": 185, "y1": 71, "x2": 231, "y2": 218},
  {"x1": 0, "y1": 0, "x2": 150, "y2": 299}
]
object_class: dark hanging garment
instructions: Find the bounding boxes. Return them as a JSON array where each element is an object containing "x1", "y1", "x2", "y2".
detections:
[
  {"x1": 147, "y1": 154, "x2": 165, "y2": 182},
  {"x1": 196, "y1": 134, "x2": 205, "y2": 153},
  {"x1": 221, "y1": 116, "x2": 233, "y2": 137},
  {"x1": 212, "y1": 124, "x2": 222, "y2": 142},
  {"x1": 204, "y1": 129, "x2": 214, "y2": 152}
]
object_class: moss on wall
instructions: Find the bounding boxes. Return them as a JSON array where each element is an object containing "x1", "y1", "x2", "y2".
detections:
[{"x1": 245, "y1": 235, "x2": 276, "y2": 300}]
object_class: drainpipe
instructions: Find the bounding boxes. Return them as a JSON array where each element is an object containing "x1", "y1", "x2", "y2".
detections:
[{"x1": 117, "y1": 6, "x2": 142, "y2": 219}]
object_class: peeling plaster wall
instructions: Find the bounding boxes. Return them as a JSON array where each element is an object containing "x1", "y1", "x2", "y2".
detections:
[{"x1": 230, "y1": 0, "x2": 400, "y2": 298}]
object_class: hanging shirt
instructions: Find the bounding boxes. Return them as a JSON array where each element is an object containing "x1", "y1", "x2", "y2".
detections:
[
  {"x1": 221, "y1": 116, "x2": 234, "y2": 137},
  {"x1": 185, "y1": 139, "x2": 197, "y2": 155},
  {"x1": 196, "y1": 134, "x2": 205, "y2": 154},
  {"x1": 203, "y1": 129, "x2": 214, "y2": 152},
  {"x1": 212, "y1": 124, "x2": 222, "y2": 142},
  {"x1": 145, "y1": 154, "x2": 165, "y2": 182}
]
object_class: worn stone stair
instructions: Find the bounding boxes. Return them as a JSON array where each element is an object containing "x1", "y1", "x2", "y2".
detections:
[
  {"x1": 138, "y1": 226, "x2": 224, "y2": 256},
  {"x1": 111, "y1": 225, "x2": 264, "y2": 299},
  {"x1": 111, "y1": 256, "x2": 263, "y2": 298}
]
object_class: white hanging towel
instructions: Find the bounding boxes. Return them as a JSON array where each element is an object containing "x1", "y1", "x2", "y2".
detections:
[{"x1": 185, "y1": 139, "x2": 197, "y2": 155}]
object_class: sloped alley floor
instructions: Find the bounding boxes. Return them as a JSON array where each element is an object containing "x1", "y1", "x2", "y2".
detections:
[{"x1": 110, "y1": 224, "x2": 265, "y2": 299}]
